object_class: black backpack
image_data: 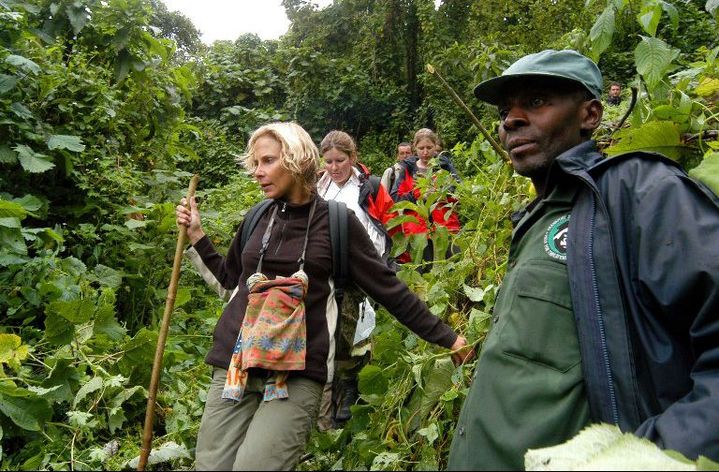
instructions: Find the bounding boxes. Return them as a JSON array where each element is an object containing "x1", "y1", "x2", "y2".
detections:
[{"x1": 239, "y1": 199, "x2": 351, "y2": 356}]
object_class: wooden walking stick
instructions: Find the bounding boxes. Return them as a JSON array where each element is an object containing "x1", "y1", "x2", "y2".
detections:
[
  {"x1": 138, "y1": 174, "x2": 199, "y2": 471},
  {"x1": 426, "y1": 63, "x2": 509, "y2": 162}
]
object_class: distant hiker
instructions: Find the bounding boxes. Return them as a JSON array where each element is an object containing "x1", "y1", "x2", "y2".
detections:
[
  {"x1": 448, "y1": 49, "x2": 719, "y2": 470},
  {"x1": 315, "y1": 130, "x2": 395, "y2": 431},
  {"x1": 390, "y1": 128, "x2": 461, "y2": 265},
  {"x1": 607, "y1": 81, "x2": 622, "y2": 106},
  {"x1": 380, "y1": 141, "x2": 412, "y2": 191},
  {"x1": 175, "y1": 121, "x2": 473, "y2": 470}
]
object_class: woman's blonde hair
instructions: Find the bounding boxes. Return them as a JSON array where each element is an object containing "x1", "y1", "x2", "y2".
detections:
[
  {"x1": 242, "y1": 122, "x2": 320, "y2": 195},
  {"x1": 413, "y1": 128, "x2": 440, "y2": 149},
  {"x1": 319, "y1": 130, "x2": 358, "y2": 162}
]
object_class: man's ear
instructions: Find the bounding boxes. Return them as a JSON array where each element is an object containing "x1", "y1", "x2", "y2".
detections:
[{"x1": 581, "y1": 99, "x2": 603, "y2": 133}]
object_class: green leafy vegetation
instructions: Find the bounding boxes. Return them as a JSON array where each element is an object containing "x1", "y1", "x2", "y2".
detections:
[{"x1": 0, "y1": 0, "x2": 717, "y2": 469}]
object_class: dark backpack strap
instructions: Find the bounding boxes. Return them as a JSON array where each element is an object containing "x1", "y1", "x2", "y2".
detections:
[
  {"x1": 240, "y1": 199, "x2": 274, "y2": 251},
  {"x1": 328, "y1": 200, "x2": 349, "y2": 302},
  {"x1": 328, "y1": 200, "x2": 349, "y2": 350},
  {"x1": 368, "y1": 175, "x2": 381, "y2": 200}
]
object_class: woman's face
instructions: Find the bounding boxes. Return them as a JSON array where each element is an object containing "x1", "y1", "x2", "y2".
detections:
[
  {"x1": 415, "y1": 138, "x2": 436, "y2": 163},
  {"x1": 323, "y1": 148, "x2": 355, "y2": 185},
  {"x1": 252, "y1": 135, "x2": 305, "y2": 203}
]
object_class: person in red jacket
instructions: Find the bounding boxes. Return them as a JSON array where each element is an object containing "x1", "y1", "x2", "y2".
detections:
[
  {"x1": 390, "y1": 128, "x2": 461, "y2": 265},
  {"x1": 316, "y1": 130, "x2": 396, "y2": 430},
  {"x1": 317, "y1": 130, "x2": 395, "y2": 260}
]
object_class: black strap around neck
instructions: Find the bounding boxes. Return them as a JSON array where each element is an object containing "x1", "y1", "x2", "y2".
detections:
[
  {"x1": 255, "y1": 199, "x2": 317, "y2": 274},
  {"x1": 256, "y1": 204, "x2": 279, "y2": 274},
  {"x1": 297, "y1": 199, "x2": 317, "y2": 271}
]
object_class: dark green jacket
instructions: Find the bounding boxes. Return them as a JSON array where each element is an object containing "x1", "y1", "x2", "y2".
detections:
[{"x1": 555, "y1": 141, "x2": 719, "y2": 460}]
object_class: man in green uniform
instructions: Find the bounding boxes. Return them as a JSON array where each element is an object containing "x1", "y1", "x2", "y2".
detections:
[{"x1": 448, "y1": 50, "x2": 719, "y2": 469}]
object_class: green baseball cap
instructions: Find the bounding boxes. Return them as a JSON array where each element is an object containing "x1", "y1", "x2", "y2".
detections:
[{"x1": 473, "y1": 49, "x2": 603, "y2": 105}]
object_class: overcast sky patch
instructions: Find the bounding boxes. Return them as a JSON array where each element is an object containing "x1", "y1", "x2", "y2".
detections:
[{"x1": 161, "y1": 0, "x2": 333, "y2": 43}]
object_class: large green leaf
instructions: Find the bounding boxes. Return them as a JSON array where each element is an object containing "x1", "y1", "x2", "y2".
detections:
[
  {"x1": 0, "y1": 383, "x2": 52, "y2": 431},
  {"x1": 0, "y1": 334, "x2": 28, "y2": 370},
  {"x1": 0, "y1": 227, "x2": 27, "y2": 255},
  {"x1": 44, "y1": 311, "x2": 76, "y2": 345},
  {"x1": 114, "y1": 49, "x2": 131, "y2": 83},
  {"x1": 358, "y1": 365, "x2": 388, "y2": 395},
  {"x1": 696, "y1": 77, "x2": 719, "y2": 97},
  {"x1": 637, "y1": 3, "x2": 662, "y2": 36},
  {"x1": 688, "y1": 152, "x2": 719, "y2": 196},
  {"x1": 468, "y1": 308, "x2": 492, "y2": 343},
  {"x1": 463, "y1": 284, "x2": 486, "y2": 302},
  {"x1": 0, "y1": 145, "x2": 17, "y2": 164},
  {"x1": 634, "y1": 36, "x2": 679, "y2": 90},
  {"x1": 606, "y1": 121, "x2": 685, "y2": 160},
  {"x1": 118, "y1": 328, "x2": 158, "y2": 383},
  {"x1": 46, "y1": 298, "x2": 96, "y2": 324},
  {"x1": 93, "y1": 264, "x2": 123, "y2": 289},
  {"x1": 0, "y1": 200, "x2": 26, "y2": 219},
  {"x1": 126, "y1": 442, "x2": 191, "y2": 468},
  {"x1": 73, "y1": 376, "x2": 103, "y2": 408},
  {"x1": 93, "y1": 305, "x2": 126, "y2": 341},
  {"x1": 65, "y1": 4, "x2": 90, "y2": 35},
  {"x1": 707, "y1": 0, "x2": 719, "y2": 17},
  {"x1": 525, "y1": 424, "x2": 702, "y2": 470},
  {"x1": 589, "y1": 5, "x2": 615, "y2": 61},
  {"x1": 14, "y1": 145, "x2": 55, "y2": 173},
  {"x1": 10, "y1": 102, "x2": 32, "y2": 120},
  {"x1": 124, "y1": 218, "x2": 148, "y2": 229},
  {"x1": 659, "y1": 1, "x2": 679, "y2": 30},
  {"x1": 417, "y1": 423, "x2": 439, "y2": 445},
  {"x1": 5, "y1": 55, "x2": 41, "y2": 75},
  {"x1": 0, "y1": 218, "x2": 21, "y2": 228},
  {"x1": 404, "y1": 358, "x2": 454, "y2": 432},
  {"x1": 13, "y1": 194, "x2": 43, "y2": 212},
  {"x1": 40, "y1": 358, "x2": 81, "y2": 403},
  {"x1": 47, "y1": 135, "x2": 86, "y2": 152},
  {"x1": 0, "y1": 251, "x2": 29, "y2": 267},
  {"x1": 0, "y1": 74, "x2": 18, "y2": 95}
]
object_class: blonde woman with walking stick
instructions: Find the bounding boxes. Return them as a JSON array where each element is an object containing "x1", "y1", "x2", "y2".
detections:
[{"x1": 175, "y1": 122, "x2": 473, "y2": 470}]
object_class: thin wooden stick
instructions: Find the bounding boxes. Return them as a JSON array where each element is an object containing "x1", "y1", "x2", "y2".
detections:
[
  {"x1": 426, "y1": 63, "x2": 509, "y2": 162},
  {"x1": 138, "y1": 175, "x2": 200, "y2": 471}
]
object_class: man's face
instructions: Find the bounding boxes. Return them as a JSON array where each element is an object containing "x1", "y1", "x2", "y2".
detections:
[
  {"x1": 609, "y1": 85, "x2": 621, "y2": 97},
  {"x1": 397, "y1": 145, "x2": 412, "y2": 161},
  {"x1": 496, "y1": 79, "x2": 595, "y2": 180}
]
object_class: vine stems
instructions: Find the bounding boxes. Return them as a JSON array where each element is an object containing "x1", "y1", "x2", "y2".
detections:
[
  {"x1": 425, "y1": 64, "x2": 509, "y2": 162},
  {"x1": 138, "y1": 175, "x2": 199, "y2": 471}
]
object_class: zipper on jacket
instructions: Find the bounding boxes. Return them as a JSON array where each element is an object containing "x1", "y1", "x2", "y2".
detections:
[
  {"x1": 275, "y1": 209, "x2": 288, "y2": 256},
  {"x1": 586, "y1": 190, "x2": 620, "y2": 425}
]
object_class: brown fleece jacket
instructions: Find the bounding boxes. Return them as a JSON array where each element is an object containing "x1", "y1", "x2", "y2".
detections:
[{"x1": 187, "y1": 196, "x2": 457, "y2": 384}]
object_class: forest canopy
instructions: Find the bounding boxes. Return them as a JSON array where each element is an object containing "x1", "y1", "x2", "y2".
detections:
[{"x1": 1, "y1": 0, "x2": 718, "y2": 469}]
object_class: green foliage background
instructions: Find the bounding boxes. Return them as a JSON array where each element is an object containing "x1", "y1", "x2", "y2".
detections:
[{"x1": 0, "y1": 0, "x2": 717, "y2": 469}]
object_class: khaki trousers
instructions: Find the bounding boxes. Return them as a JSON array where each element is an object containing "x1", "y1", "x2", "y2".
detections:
[{"x1": 195, "y1": 368, "x2": 322, "y2": 471}]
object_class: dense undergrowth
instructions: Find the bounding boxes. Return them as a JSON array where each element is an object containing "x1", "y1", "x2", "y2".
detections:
[{"x1": 1, "y1": 0, "x2": 718, "y2": 470}]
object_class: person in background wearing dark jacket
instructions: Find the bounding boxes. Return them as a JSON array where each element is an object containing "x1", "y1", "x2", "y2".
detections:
[
  {"x1": 390, "y1": 128, "x2": 461, "y2": 265},
  {"x1": 448, "y1": 49, "x2": 719, "y2": 470},
  {"x1": 380, "y1": 141, "x2": 412, "y2": 192},
  {"x1": 315, "y1": 130, "x2": 395, "y2": 430},
  {"x1": 607, "y1": 81, "x2": 622, "y2": 106}
]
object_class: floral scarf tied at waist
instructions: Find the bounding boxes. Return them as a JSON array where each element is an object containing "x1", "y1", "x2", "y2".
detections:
[{"x1": 222, "y1": 200, "x2": 316, "y2": 403}]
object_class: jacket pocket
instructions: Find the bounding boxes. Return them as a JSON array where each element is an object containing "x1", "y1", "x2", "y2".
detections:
[{"x1": 500, "y1": 260, "x2": 580, "y2": 373}]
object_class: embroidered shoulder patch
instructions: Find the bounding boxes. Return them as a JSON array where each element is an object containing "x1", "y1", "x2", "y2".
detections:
[{"x1": 544, "y1": 214, "x2": 570, "y2": 261}]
